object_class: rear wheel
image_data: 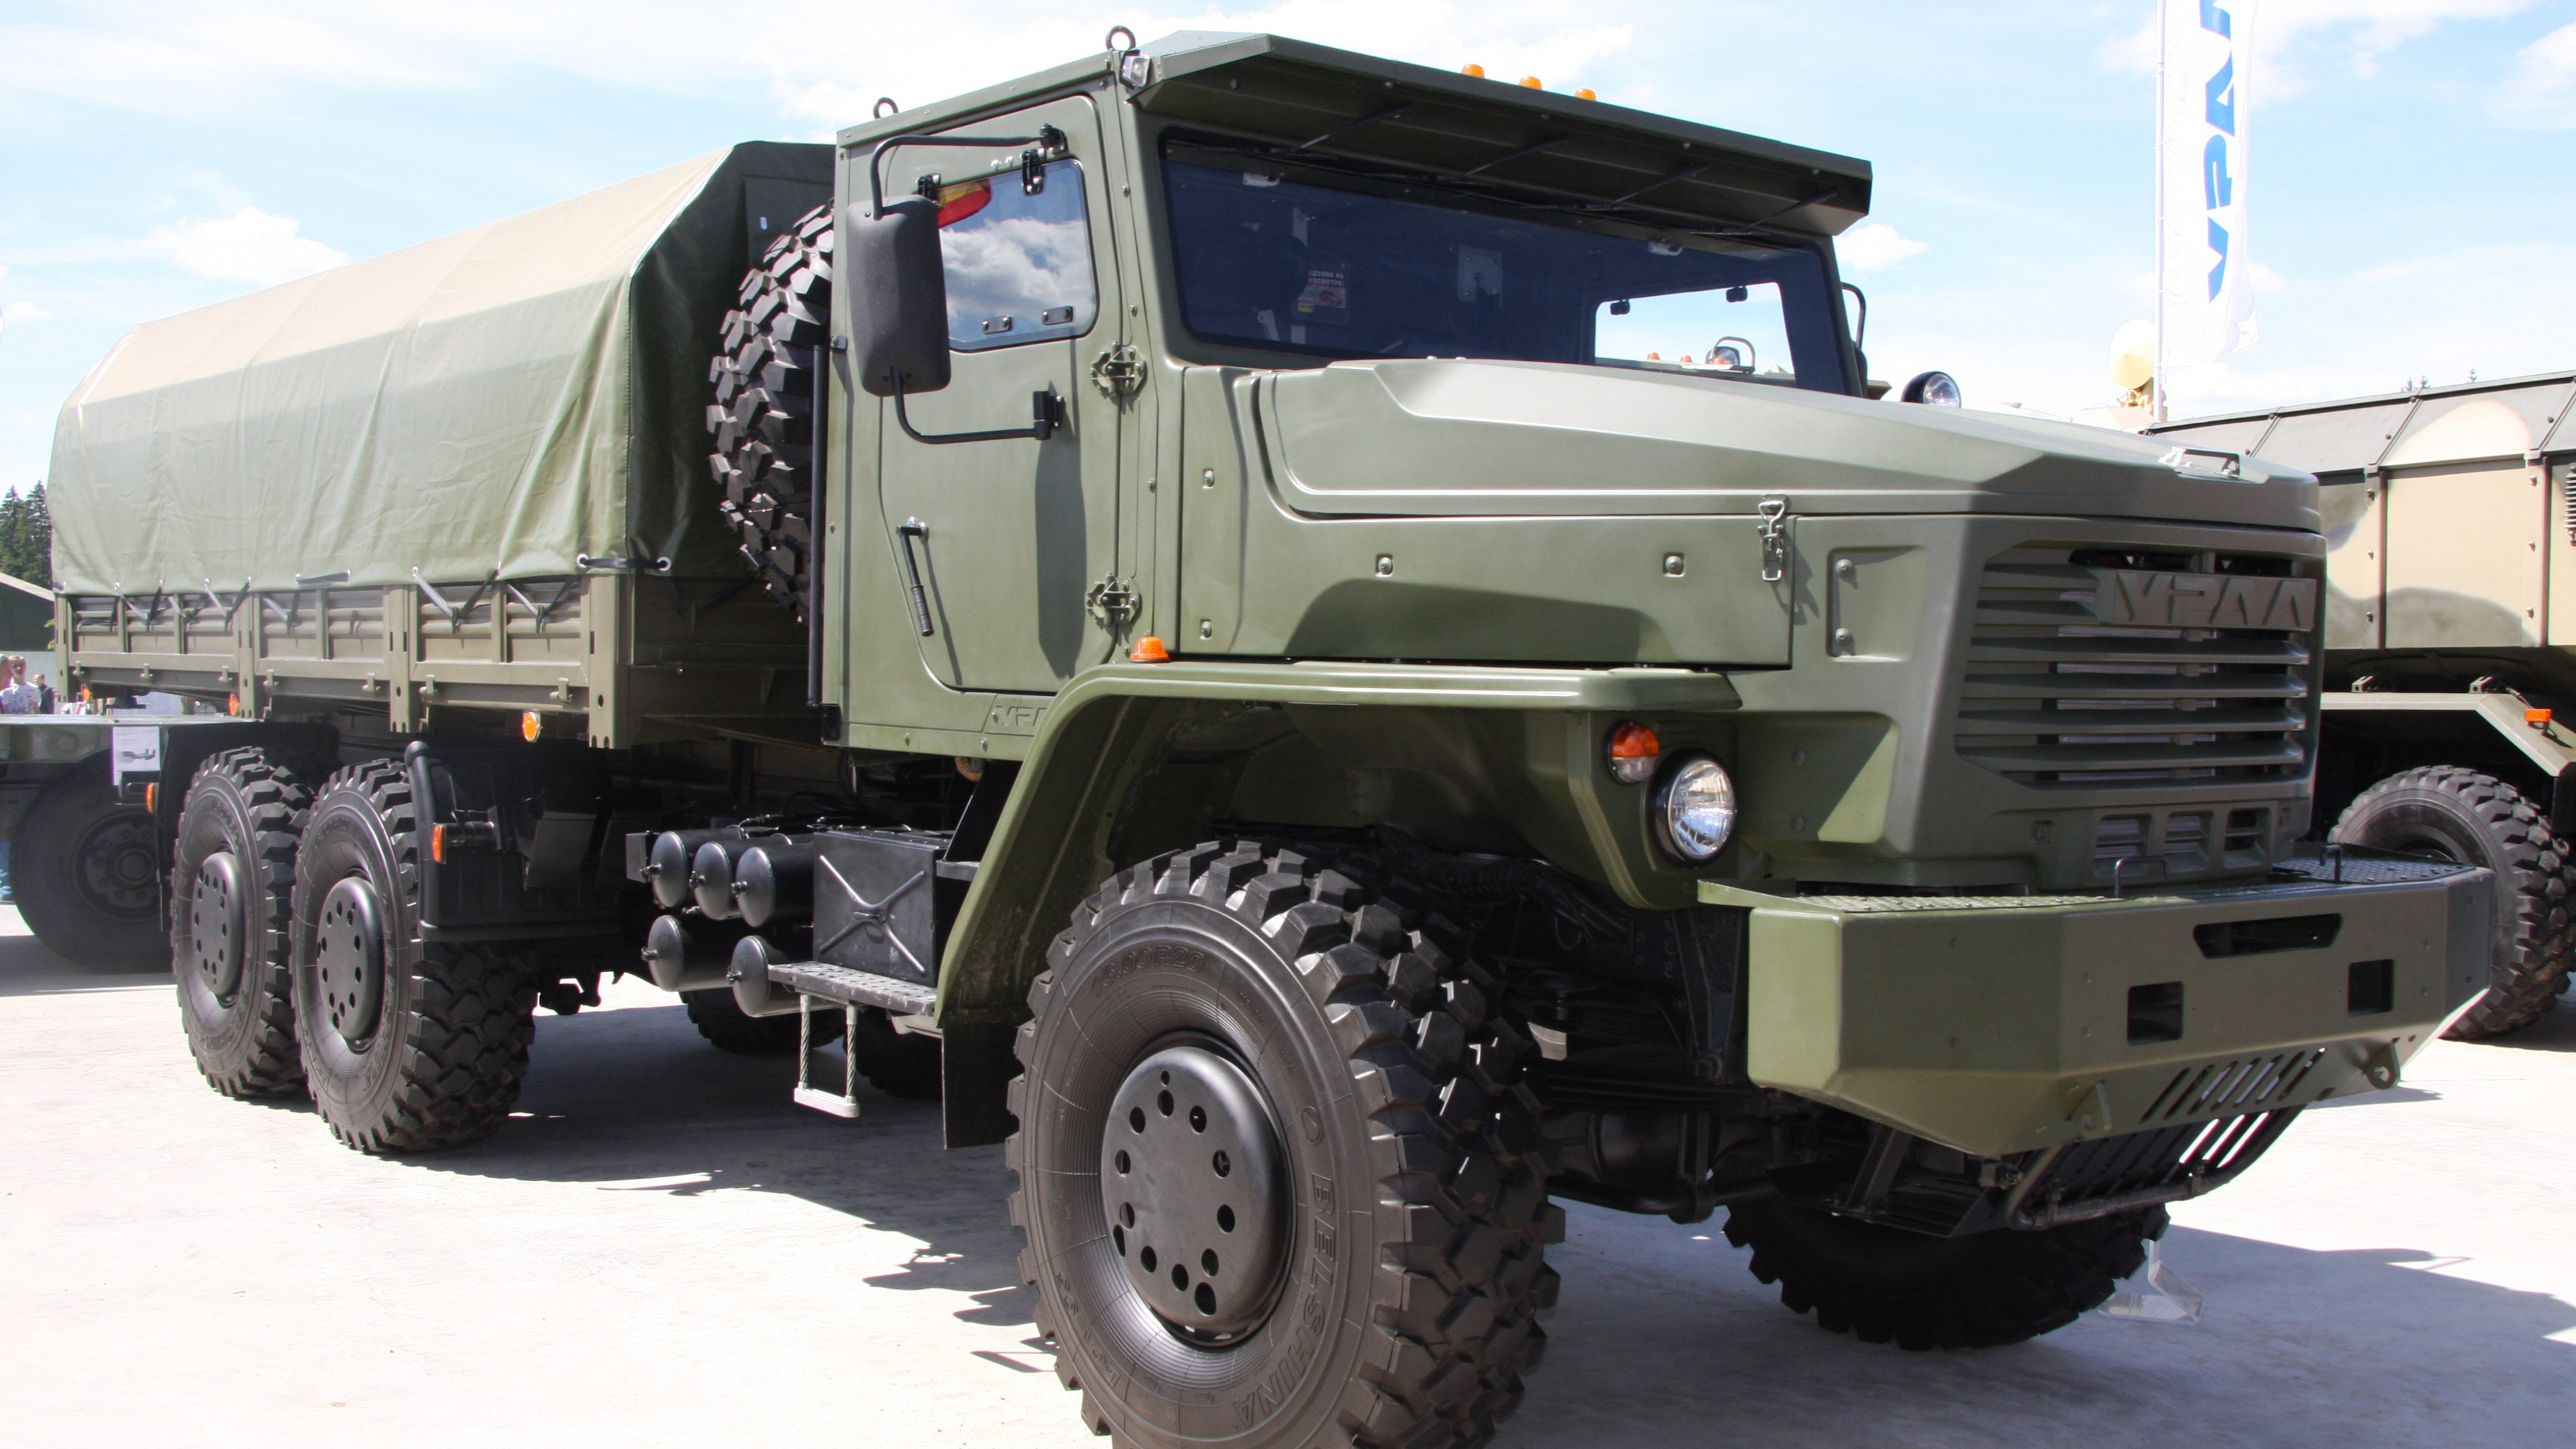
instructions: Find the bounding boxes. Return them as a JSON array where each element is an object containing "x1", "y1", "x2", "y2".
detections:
[
  {"x1": 1724, "y1": 1197, "x2": 2167, "y2": 1350},
  {"x1": 707, "y1": 203, "x2": 833, "y2": 619},
  {"x1": 290, "y1": 761, "x2": 536, "y2": 1153},
  {"x1": 12, "y1": 754, "x2": 166, "y2": 971},
  {"x1": 2332, "y1": 765, "x2": 2574, "y2": 1036},
  {"x1": 1009, "y1": 841, "x2": 1559, "y2": 1449},
  {"x1": 171, "y1": 747, "x2": 319, "y2": 1097}
]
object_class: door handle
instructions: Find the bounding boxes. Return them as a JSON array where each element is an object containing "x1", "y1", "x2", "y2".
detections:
[{"x1": 897, "y1": 520, "x2": 934, "y2": 637}]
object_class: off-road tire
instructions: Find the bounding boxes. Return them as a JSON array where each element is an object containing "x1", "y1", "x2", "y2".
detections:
[
  {"x1": 707, "y1": 203, "x2": 833, "y2": 619},
  {"x1": 2332, "y1": 765, "x2": 2575, "y2": 1036},
  {"x1": 11, "y1": 753, "x2": 168, "y2": 971},
  {"x1": 682, "y1": 987, "x2": 843, "y2": 1056},
  {"x1": 1008, "y1": 840, "x2": 1561, "y2": 1449},
  {"x1": 290, "y1": 760, "x2": 537, "y2": 1153},
  {"x1": 171, "y1": 747, "x2": 321, "y2": 1097},
  {"x1": 1724, "y1": 1197, "x2": 2167, "y2": 1350}
]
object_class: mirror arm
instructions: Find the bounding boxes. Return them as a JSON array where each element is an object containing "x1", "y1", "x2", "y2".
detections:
[
  {"x1": 890, "y1": 371, "x2": 1065, "y2": 445},
  {"x1": 867, "y1": 125, "x2": 1070, "y2": 215}
]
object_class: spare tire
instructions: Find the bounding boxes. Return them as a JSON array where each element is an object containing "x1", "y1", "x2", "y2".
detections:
[{"x1": 706, "y1": 203, "x2": 834, "y2": 619}]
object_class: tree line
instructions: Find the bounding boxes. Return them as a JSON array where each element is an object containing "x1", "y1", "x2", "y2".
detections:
[{"x1": 1, "y1": 484, "x2": 52, "y2": 588}]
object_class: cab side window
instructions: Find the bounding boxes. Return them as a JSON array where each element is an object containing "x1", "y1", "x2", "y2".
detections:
[{"x1": 935, "y1": 158, "x2": 1099, "y2": 352}]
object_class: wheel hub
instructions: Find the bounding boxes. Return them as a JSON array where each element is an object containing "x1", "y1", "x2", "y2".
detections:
[
  {"x1": 187, "y1": 851, "x2": 248, "y2": 1000},
  {"x1": 1099, "y1": 1043, "x2": 1289, "y2": 1342},
  {"x1": 74, "y1": 812, "x2": 160, "y2": 922},
  {"x1": 315, "y1": 877, "x2": 388, "y2": 1046}
]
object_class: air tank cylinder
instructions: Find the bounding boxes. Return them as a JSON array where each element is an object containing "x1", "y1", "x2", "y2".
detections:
[
  {"x1": 639, "y1": 912, "x2": 747, "y2": 992},
  {"x1": 691, "y1": 837, "x2": 755, "y2": 919},
  {"x1": 733, "y1": 842, "x2": 817, "y2": 928},
  {"x1": 645, "y1": 829, "x2": 727, "y2": 909},
  {"x1": 728, "y1": 929, "x2": 812, "y2": 1018}
]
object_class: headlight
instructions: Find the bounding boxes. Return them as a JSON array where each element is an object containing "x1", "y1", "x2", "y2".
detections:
[
  {"x1": 1652, "y1": 754, "x2": 1737, "y2": 863},
  {"x1": 1900, "y1": 370, "x2": 1962, "y2": 407}
]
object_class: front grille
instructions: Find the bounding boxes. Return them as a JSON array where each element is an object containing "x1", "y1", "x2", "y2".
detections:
[
  {"x1": 2012, "y1": 1108, "x2": 2300, "y2": 1229},
  {"x1": 1955, "y1": 544, "x2": 2318, "y2": 788}
]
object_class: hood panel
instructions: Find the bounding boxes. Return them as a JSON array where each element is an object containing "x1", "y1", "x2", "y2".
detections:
[{"x1": 1260, "y1": 359, "x2": 2319, "y2": 533}]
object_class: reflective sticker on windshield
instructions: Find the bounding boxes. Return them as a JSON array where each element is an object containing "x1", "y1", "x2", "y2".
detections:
[{"x1": 1296, "y1": 268, "x2": 1348, "y2": 316}]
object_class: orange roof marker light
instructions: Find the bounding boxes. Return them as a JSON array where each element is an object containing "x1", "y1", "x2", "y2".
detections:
[
  {"x1": 1462, "y1": 63, "x2": 1486, "y2": 77},
  {"x1": 1129, "y1": 635, "x2": 1171, "y2": 663},
  {"x1": 1576, "y1": 87, "x2": 1597, "y2": 101},
  {"x1": 1606, "y1": 721, "x2": 1662, "y2": 784},
  {"x1": 2529, "y1": 708, "x2": 2554, "y2": 727},
  {"x1": 1519, "y1": 76, "x2": 1543, "y2": 89}
]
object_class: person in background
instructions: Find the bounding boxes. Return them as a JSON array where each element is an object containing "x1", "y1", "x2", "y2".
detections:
[
  {"x1": 34, "y1": 673, "x2": 56, "y2": 713},
  {"x1": 0, "y1": 657, "x2": 34, "y2": 714}
]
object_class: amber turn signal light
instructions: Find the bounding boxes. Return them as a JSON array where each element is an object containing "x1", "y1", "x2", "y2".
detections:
[
  {"x1": 1607, "y1": 720, "x2": 1662, "y2": 784},
  {"x1": 144, "y1": 783, "x2": 158, "y2": 815},
  {"x1": 431, "y1": 824, "x2": 449, "y2": 865},
  {"x1": 1130, "y1": 635, "x2": 1171, "y2": 662},
  {"x1": 522, "y1": 710, "x2": 543, "y2": 742}
]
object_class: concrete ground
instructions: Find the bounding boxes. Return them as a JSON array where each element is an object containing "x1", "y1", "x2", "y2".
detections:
[{"x1": 3, "y1": 908, "x2": 2569, "y2": 1448}]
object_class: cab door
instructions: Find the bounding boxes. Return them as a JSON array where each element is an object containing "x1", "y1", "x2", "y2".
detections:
[{"x1": 873, "y1": 95, "x2": 1124, "y2": 694}]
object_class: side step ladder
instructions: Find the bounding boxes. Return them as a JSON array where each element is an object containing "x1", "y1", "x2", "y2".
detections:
[{"x1": 768, "y1": 961, "x2": 938, "y2": 1119}]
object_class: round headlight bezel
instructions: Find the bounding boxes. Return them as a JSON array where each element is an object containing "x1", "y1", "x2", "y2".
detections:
[{"x1": 1651, "y1": 752, "x2": 1738, "y2": 864}]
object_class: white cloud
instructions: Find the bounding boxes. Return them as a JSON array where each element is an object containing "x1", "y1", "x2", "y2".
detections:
[
  {"x1": 0, "y1": 3, "x2": 1633, "y2": 130},
  {"x1": 2101, "y1": 0, "x2": 2538, "y2": 93},
  {"x1": 1836, "y1": 221, "x2": 1928, "y2": 272},
  {"x1": 142, "y1": 207, "x2": 347, "y2": 286},
  {"x1": 2496, "y1": 20, "x2": 2576, "y2": 124}
]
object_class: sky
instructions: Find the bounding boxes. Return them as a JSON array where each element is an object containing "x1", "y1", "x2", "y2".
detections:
[{"x1": 5, "y1": 0, "x2": 2576, "y2": 493}]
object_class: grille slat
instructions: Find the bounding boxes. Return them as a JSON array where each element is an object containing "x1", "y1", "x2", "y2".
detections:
[
  {"x1": 1955, "y1": 544, "x2": 2320, "y2": 788},
  {"x1": 1956, "y1": 706, "x2": 2307, "y2": 736}
]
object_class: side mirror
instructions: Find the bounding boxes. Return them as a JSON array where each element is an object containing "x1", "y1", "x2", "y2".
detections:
[{"x1": 845, "y1": 196, "x2": 951, "y2": 397}]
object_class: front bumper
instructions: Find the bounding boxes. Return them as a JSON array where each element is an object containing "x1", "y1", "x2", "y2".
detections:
[{"x1": 1702, "y1": 850, "x2": 2491, "y2": 1160}]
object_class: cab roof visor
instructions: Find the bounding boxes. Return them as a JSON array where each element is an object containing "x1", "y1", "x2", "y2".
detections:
[{"x1": 1127, "y1": 34, "x2": 1871, "y2": 238}]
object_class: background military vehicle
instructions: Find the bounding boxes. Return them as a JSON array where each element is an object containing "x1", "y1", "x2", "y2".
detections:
[
  {"x1": 41, "y1": 30, "x2": 2492, "y2": 1449},
  {"x1": 2155, "y1": 370, "x2": 2576, "y2": 1038}
]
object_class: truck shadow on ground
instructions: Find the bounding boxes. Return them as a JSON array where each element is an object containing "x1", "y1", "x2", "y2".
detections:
[
  {"x1": 404, "y1": 994, "x2": 2574, "y2": 1448},
  {"x1": 0, "y1": 933, "x2": 168, "y2": 998},
  {"x1": 1527, "y1": 1203, "x2": 2576, "y2": 1448},
  {"x1": 415, "y1": 996, "x2": 1038, "y2": 1332}
]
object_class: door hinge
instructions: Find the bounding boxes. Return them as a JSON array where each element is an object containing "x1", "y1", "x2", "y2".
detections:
[
  {"x1": 1091, "y1": 344, "x2": 1146, "y2": 399},
  {"x1": 1085, "y1": 575, "x2": 1139, "y2": 627},
  {"x1": 1756, "y1": 496, "x2": 1790, "y2": 582}
]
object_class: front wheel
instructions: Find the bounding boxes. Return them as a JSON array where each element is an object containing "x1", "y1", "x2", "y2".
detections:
[
  {"x1": 1009, "y1": 841, "x2": 1559, "y2": 1449},
  {"x1": 2332, "y1": 765, "x2": 2574, "y2": 1037},
  {"x1": 1725, "y1": 1196, "x2": 2166, "y2": 1350}
]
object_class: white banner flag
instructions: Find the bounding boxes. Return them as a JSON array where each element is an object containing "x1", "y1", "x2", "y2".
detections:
[{"x1": 2160, "y1": 0, "x2": 2257, "y2": 366}]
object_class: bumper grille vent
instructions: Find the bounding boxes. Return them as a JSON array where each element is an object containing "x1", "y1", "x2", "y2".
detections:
[
  {"x1": 1955, "y1": 545, "x2": 2320, "y2": 788},
  {"x1": 2012, "y1": 1108, "x2": 2300, "y2": 1230}
]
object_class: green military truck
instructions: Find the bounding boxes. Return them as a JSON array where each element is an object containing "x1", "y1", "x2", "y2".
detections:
[
  {"x1": 2155, "y1": 371, "x2": 2576, "y2": 1038},
  {"x1": 44, "y1": 31, "x2": 2493, "y2": 1449}
]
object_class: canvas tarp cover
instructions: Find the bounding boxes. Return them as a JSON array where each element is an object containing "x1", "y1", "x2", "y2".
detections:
[{"x1": 48, "y1": 142, "x2": 833, "y2": 596}]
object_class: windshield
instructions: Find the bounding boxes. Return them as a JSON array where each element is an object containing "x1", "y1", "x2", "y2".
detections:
[{"x1": 1162, "y1": 142, "x2": 1851, "y2": 391}]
